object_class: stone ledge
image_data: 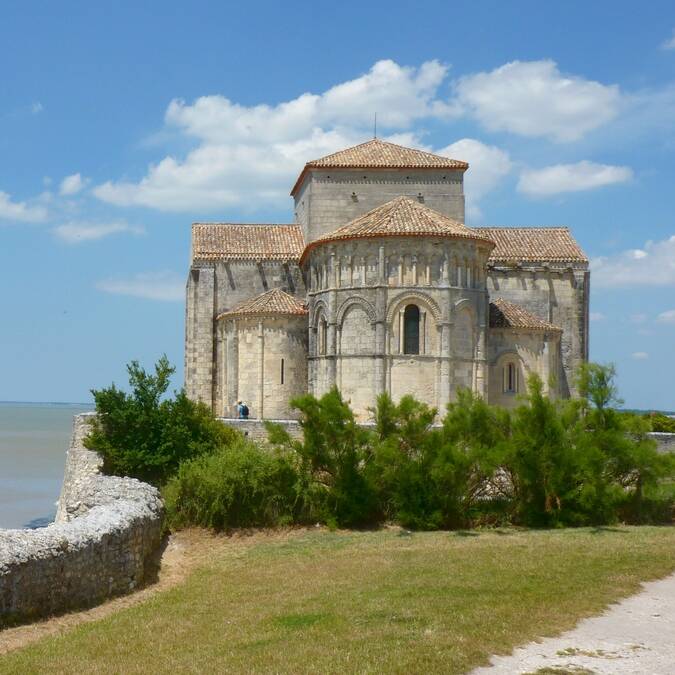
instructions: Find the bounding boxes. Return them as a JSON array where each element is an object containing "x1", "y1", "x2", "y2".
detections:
[{"x1": 0, "y1": 413, "x2": 164, "y2": 624}]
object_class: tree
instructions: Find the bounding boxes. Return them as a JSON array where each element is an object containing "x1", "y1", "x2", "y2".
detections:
[{"x1": 86, "y1": 356, "x2": 236, "y2": 485}]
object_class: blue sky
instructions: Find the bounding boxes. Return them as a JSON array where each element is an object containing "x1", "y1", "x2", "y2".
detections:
[{"x1": 1, "y1": 0, "x2": 674, "y2": 409}]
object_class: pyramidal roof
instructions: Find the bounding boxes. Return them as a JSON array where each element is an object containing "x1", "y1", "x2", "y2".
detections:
[
  {"x1": 489, "y1": 298, "x2": 561, "y2": 332},
  {"x1": 301, "y1": 196, "x2": 494, "y2": 262},
  {"x1": 217, "y1": 288, "x2": 308, "y2": 320},
  {"x1": 291, "y1": 138, "x2": 468, "y2": 195}
]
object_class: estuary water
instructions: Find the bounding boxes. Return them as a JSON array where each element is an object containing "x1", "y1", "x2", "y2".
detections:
[{"x1": 0, "y1": 403, "x2": 92, "y2": 529}]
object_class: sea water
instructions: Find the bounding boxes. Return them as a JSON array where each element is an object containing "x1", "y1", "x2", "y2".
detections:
[{"x1": 0, "y1": 403, "x2": 92, "y2": 529}]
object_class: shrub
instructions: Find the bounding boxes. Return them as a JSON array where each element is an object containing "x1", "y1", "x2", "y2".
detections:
[
  {"x1": 368, "y1": 394, "x2": 442, "y2": 529},
  {"x1": 163, "y1": 439, "x2": 299, "y2": 530},
  {"x1": 86, "y1": 356, "x2": 237, "y2": 486},
  {"x1": 648, "y1": 412, "x2": 675, "y2": 433},
  {"x1": 267, "y1": 388, "x2": 378, "y2": 527}
]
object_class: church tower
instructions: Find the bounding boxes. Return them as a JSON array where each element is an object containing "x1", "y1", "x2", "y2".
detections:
[{"x1": 291, "y1": 138, "x2": 468, "y2": 244}]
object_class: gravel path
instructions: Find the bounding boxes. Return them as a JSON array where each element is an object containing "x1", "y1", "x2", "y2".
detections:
[{"x1": 473, "y1": 573, "x2": 675, "y2": 674}]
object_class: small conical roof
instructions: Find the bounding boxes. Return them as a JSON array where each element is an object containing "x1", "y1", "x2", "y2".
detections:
[
  {"x1": 301, "y1": 196, "x2": 494, "y2": 262},
  {"x1": 217, "y1": 288, "x2": 308, "y2": 320}
]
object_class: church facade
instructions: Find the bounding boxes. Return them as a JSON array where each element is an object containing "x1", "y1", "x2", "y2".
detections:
[{"x1": 185, "y1": 139, "x2": 589, "y2": 420}]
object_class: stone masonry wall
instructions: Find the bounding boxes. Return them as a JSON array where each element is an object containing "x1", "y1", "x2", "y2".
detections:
[
  {"x1": 487, "y1": 264, "x2": 589, "y2": 398},
  {"x1": 294, "y1": 168, "x2": 465, "y2": 244},
  {"x1": 0, "y1": 413, "x2": 163, "y2": 624}
]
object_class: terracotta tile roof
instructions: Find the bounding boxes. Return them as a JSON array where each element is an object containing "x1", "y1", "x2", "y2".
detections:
[
  {"x1": 192, "y1": 223, "x2": 304, "y2": 262},
  {"x1": 291, "y1": 138, "x2": 468, "y2": 195},
  {"x1": 217, "y1": 288, "x2": 308, "y2": 319},
  {"x1": 489, "y1": 298, "x2": 562, "y2": 332},
  {"x1": 301, "y1": 196, "x2": 494, "y2": 263},
  {"x1": 476, "y1": 227, "x2": 588, "y2": 263}
]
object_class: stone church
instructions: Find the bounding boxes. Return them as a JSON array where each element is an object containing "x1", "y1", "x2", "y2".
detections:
[{"x1": 185, "y1": 138, "x2": 589, "y2": 420}]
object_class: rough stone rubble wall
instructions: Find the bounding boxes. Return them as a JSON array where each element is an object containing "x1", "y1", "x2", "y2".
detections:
[{"x1": 0, "y1": 413, "x2": 163, "y2": 624}]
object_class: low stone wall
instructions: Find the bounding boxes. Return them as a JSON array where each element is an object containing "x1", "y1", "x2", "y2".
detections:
[
  {"x1": 0, "y1": 413, "x2": 163, "y2": 624},
  {"x1": 218, "y1": 418, "x2": 303, "y2": 442},
  {"x1": 649, "y1": 432, "x2": 675, "y2": 454}
]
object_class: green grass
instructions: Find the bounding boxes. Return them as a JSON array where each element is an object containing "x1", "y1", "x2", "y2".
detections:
[{"x1": 2, "y1": 527, "x2": 675, "y2": 674}]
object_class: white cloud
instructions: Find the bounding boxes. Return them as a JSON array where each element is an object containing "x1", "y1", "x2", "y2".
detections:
[
  {"x1": 631, "y1": 352, "x2": 649, "y2": 360},
  {"x1": 661, "y1": 29, "x2": 675, "y2": 50},
  {"x1": 518, "y1": 161, "x2": 632, "y2": 197},
  {"x1": 94, "y1": 60, "x2": 456, "y2": 213},
  {"x1": 437, "y1": 138, "x2": 512, "y2": 219},
  {"x1": 96, "y1": 271, "x2": 184, "y2": 301},
  {"x1": 31, "y1": 102, "x2": 43, "y2": 114},
  {"x1": 52, "y1": 222, "x2": 144, "y2": 244},
  {"x1": 93, "y1": 58, "x2": 629, "y2": 213},
  {"x1": 59, "y1": 173, "x2": 87, "y2": 196},
  {"x1": 589, "y1": 312, "x2": 605, "y2": 322},
  {"x1": 0, "y1": 190, "x2": 48, "y2": 223},
  {"x1": 657, "y1": 309, "x2": 675, "y2": 324},
  {"x1": 453, "y1": 60, "x2": 620, "y2": 142},
  {"x1": 592, "y1": 235, "x2": 675, "y2": 288},
  {"x1": 629, "y1": 313, "x2": 648, "y2": 324}
]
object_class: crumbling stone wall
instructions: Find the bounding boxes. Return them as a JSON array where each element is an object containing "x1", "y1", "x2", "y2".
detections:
[{"x1": 0, "y1": 413, "x2": 163, "y2": 624}]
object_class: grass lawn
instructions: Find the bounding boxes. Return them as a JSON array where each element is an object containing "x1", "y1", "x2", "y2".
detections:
[{"x1": 2, "y1": 526, "x2": 675, "y2": 674}]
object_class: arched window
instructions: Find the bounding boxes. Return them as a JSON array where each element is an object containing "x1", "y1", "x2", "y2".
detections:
[
  {"x1": 503, "y1": 362, "x2": 518, "y2": 393},
  {"x1": 403, "y1": 304, "x2": 420, "y2": 355},
  {"x1": 318, "y1": 317, "x2": 327, "y2": 355}
]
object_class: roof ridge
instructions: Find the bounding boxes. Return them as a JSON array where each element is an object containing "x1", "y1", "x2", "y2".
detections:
[
  {"x1": 477, "y1": 226, "x2": 570, "y2": 231},
  {"x1": 291, "y1": 138, "x2": 468, "y2": 196}
]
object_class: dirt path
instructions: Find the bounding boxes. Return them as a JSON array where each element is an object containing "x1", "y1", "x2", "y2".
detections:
[
  {"x1": 473, "y1": 572, "x2": 675, "y2": 674},
  {"x1": 0, "y1": 528, "x2": 308, "y2": 656}
]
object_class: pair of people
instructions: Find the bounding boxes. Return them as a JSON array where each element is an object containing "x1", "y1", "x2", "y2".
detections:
[{"x1": 236, "y1": 400, "x2": 250, "y2": 419}]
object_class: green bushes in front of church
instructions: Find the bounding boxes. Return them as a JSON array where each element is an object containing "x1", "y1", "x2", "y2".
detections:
[{"x1": 88, "y1": 356, "x2": 673, "y2": 530}]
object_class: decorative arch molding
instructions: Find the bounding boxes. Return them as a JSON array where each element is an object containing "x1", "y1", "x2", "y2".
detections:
[
  {"x1": 490, "y1": 349, "x2": 524, "y2": 367},
  {"x1": 336, "y1": 295, "x2": 376, "y2": 325},
  {"x1": 311, "y1": 299, "x2": 329, "y2": 329},
  {"x1": 386, "y1": 291, "x2": 441, "y2": 324},
  {"x1": 453, "y1": 297, "x2": 476, "y2": 317}
]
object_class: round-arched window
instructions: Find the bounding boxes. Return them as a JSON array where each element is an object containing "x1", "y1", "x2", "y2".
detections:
[{"x1": 403, "y1": 304, "x2": 420, "y2": 355}]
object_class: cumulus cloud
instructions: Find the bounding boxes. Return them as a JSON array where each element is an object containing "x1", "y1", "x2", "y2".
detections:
[
  {"x1": 592, "y1": 235, "x2": 675, "y2": 288},
  {"x1": 52, "y1": 221, "x2": 144, "y2": 244},
  {"x1": 93, "y1": 58, "x2": 629, "y2": 214},
  {"x1": 657, "y1": 309, "x2": 675, "y2": 324},
  {"x1": 94, "y1": 60, "x2": 456, "y2": 213},
  {"x1": 631, "y1": 352, "x2": 649, "y2": 360},
  {"x1": 437, "y1": 138, "x2": 512, "y2": 219},
  {"x1": 661, "y1": 29, "x2": 675, "y2": 50},
  {"x1": 452, "y1": 60, "x2": 621, "y2": 142},
  {"x1": 0, "y1": 190, "x2": 48, "y2": 223},
  {"x1": 517, "y1": 161, "x2": 632, "y2": 197},
  {"x1": 96, "y1": 271, "x2": 184, "y2": 301},
  {"x1": 59, "y1": 173, "x2": 87, "y2": 196}
]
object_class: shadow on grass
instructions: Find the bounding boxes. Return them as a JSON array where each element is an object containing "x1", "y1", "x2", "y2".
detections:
[
  {"x1": 454, "y1": 530, "x2": 480, "y2": 537},
  {"x1": 590, "y1": 526, "x2": 627, "y2": 534}
]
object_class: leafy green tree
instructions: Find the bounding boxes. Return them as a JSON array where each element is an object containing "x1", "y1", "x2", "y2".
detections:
[{"x1": 86, "y1": 356, "x2": 236, "y2": 485}]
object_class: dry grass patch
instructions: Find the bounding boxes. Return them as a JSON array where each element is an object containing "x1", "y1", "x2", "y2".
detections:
[{"x1": 1, "y1": 526, "x2": 675, "y2": 674}]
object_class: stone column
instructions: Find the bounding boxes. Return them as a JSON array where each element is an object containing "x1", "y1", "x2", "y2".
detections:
[
  {"x1": 217, "y1": 326, "x2": 226, "y2": 416},
  {"x1": 226, "y1": 322, "x2": 239, "y2": 418},
  {"x1": 420, "y1": 310, "x2": 427, "y2": 355},
  {"x1": 257, "y1": 320, "x2": 264, "y2": 419},
  {"x1": 398, "y1": 310, "x2": 405, "y2": 353},
  {"x1": 374, "y1": 271, "x2": 387, "y2": 396},
  {"x1": 438, "y1": 321, "x2": 451, "y2": 411}
]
